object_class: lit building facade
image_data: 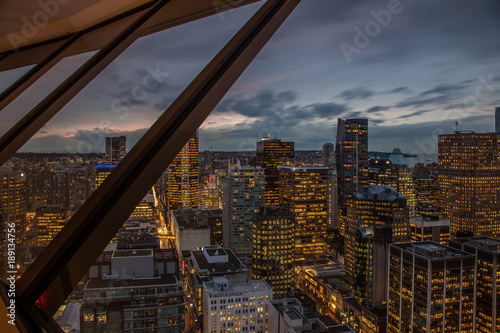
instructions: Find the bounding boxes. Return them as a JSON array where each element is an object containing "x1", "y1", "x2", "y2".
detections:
[
  {"x1": 203, "y1": 277, "x2": 272, "y2": 333},
  {"x1": 95, "y1": 164, "x2": 116, "y2": 188},
  {"x1": 388, "y1": 148, "x2": 416, "y2": 215},
  {"x1": 187, "y1": 246, "x2": 249, "y2": 316},
  {"x1": 223, "y1": 162, "x2": 264, "y2": 257},
  {"x1": 414, "y1": 174, "x2": 440, "y2": 216},
  {"x1": 81, "y1": 248, "x2": 184, "y2": 333},
  {"x1": 105, "y1": 136, "x2": 127, "y2": 164},
  {"x1": 354, "y1": 225, "x2": 392, "y2": 308},
  {"x1": 69, "y1": 168, "x2": 90, "y2": 210},
  {"x1": 167, "y1": 133, "x2": 199, "y2": 211},
  {"x1": 388, "y1": 242, "x2": 475, "y2": 333},
  {"x1": 345, "y1": 185, "x2": 409, "y2": 277},
  {"x1": 438, "y1": 132, "x2": 500, "y2": 237},
  {"x1": 327, "y1": 170, "x2": 338, "y2": 229},
  {"x1": 336, "y1": 118, "x2": 368, "y2": 236},
  {"x1": 34, "y1": 204, "x2": 71, "y2": 246},
  {"x1": 252, "y1": 206, "x2": 294, "y2": 298},
  {"x1": 199, "y1": 175, "x2": 221, "y2": 209},
  {"x1": 278, "y1": 166, "x2": 328, "y2": 263},
  {"x1": 367, "y1": 157, "x2": 399, "y2": 189},
  {"x1": 448, "y1": 237, "x2": 500, "y2": 333},
  {"x1": 255, "y1": 137, "x2": 294, "y2": 206},
  {"x1": 0, "y1": 167, "x2": 27, "y2": 247},
  {"x1": 410, "y1": 214, "x2": 450, "y2": 245}
]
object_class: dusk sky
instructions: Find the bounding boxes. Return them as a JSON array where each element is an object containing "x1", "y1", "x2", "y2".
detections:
[{"x1": 1, "y1": 0, "x2": 500, "y2": 161}]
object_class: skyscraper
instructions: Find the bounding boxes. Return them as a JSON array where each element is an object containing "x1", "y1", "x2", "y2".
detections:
[
  {"x1": 322, "y1": 142, "x2": 334, "y2": 167},
  {"x1": 255, "y1": 137, "x2": 294, "y2": 206},
  {"x1": 95, "y1": 164, "x2": 116, "y2": 189},
  {"x1": 388, "y1": 148, "x2": 416, "y2": 215},
  {"x1": 409, "y1": 214, "x2": 450, "y2": 245},
  {"x1": 448, "y1": 237, "x2": 500, "y2": 333},
  {"x1": 278, "y1": 166, "x2": 328, "y2": 263},
  {"x1": 167, "y1": 132, "x2": 199, "y2": 211},
  {"x1": 252, "y1": 206, "x2": 294, "y2": 298},
  {"x1": 34, "y1": 204, "x2": 71, "y2": 246},
  {"x1": 0, "y1": 167, "x2": 27, "y2": 248},
  {"x1": 223, "y1": 162, "x2": 265, "y2": 256},
  {"x1": 336, "y1": 118, "x2": 368, "y2": 235},
  {"x1": 354, "y1": 226, "x2": 392, "y2": 309},
  {"x1": 438, "y1": 131, "x2": 500, "y2": 237},
  {"x1": 388, "y1": 242, "x2": 475, "y2": 333},
  {"x1": 105, "y1": 136, "x2": 127, "y2": 164},
  {"x1": 68, "y1": 168, "x2": 90, "y2": 210},
  {"x1": 345, "y1": 185, "x2": 409, "y2": 277}
]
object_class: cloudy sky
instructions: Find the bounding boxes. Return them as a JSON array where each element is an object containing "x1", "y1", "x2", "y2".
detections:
[{"x1": 1, "y1": 0, "x2": 500, "y2": 160}]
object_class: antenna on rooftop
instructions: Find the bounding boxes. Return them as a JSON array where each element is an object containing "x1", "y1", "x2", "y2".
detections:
[{"x1": 455, "y1": 122, "x2": 459, "y2": 133}]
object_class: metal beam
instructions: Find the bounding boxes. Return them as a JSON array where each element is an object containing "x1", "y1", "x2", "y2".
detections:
[
  {"x1": 0, "y1": 0, "x2": 169, "y2": 167},
  {"x1": 16, "y1": 0, "x2": 300, "y2": 316},
  {"x1": 0, "y1": 0, "x2": 261, "y2": 72},
  {"x1": 0, "y1": 33, "x2": 81, "y2": 112}
]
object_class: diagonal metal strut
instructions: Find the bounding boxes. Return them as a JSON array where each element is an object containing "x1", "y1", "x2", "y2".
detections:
[
  {"x1": 0, "y1": 0, "x2": 169, "y2": 167},
  {"x1": 16, "y1": 0, "x2": 300, "y2": 316}
]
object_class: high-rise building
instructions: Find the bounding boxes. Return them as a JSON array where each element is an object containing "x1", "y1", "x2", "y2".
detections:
[
  {"x1": 199, "y1": 174, "x2": 221, "y2": 209},
  {"x1": 202, "y1": 277, "x2": 272, "y2": 333},
  {"x1": 413, "y1": 174, "x2": 440, "y2": 216},
  {"x1": 388, "y1": 242, "x2": 475, "y2": 333},
  {"x1": 50, "y1": 170, "x2": 70, "y2": 208},
  {"x1": 68, "y1": 168, "x2": 90, "y2": 210},
  {"x1": 278, "y1": 166, "x2": 328, "y2": 263},
  {"x1": 336, "y1": 118, "x2": 368, "y2": 235},
  {"x1": 354, "y1": 225, "x2": 392, "y2": 308},
  {"x1": 223, "y1": 162, "x2": 264, "y2": 257},
  {"x1": 367, "y1": 157, "x2": 399, "y2": 189},
  {"x1": 187, "y1": 245, "x2": 249, "y2": 315},
  {"x1": 105, "y1": 136, "x2": 127, "y2": 164},
  {"x1": 255, "y1": 137, "x2": 294, "y2": 206},
  {"x1": 388, "y1": 148, "x2": 416, "y2": 215},
  {"x1": 410, "y1": 214, "x2": 450, "y2": 245},
  {"x1": 322, "y1": 142, "x2": 334, "y2": 167},
  {"x1": 438, "y1": 131, "x2": 500, "y2": 237},
  {"x1": 81, "y1": 248, "x2": 184, "y2": 333},
  {"x1": 252, "y1": 206, "x2": 294, "y2": 298},
  {"x1": 167, "y1": 132, "x2": 199, "y2": 211},
  {"x1": 34, "y1": 204, "x2": 71, "y2": 246},
  {"x1": 345, "y1": 185, "x2": 409, "y2": 277},
  {"x1": 0, "y1": 167, "x2": 27, "y2": 248},
  {"x1": 327, "y1": 170, "x2": 338, "y2": 229},
  {"x1": 448, "y1": 237, "x2": 500, "y2": 333},
  {"x1": 95, "y1": 164, "x2": 117, "y2": 189}
]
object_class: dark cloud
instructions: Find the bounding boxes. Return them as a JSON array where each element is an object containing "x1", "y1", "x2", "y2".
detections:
[
  {"x1": 218, "y1": 90, "x2": 298, "y2": 117},
  {"x1": 397, "y1": 110, "x2": 432, "y2": 119},
  {"x1": 339, "y1": 87, "x2": 374, "y2": 101},
  {"x1": 387, "y1": 87, "x2": 412, "y2": 95},
  {"x1": 366, "y1": 106, "x2": 390, "y2": 113}
]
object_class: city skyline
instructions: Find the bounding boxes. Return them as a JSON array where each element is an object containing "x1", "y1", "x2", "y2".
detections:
[{"x1": 0, "y1": 0, "x2": 499, "y2": 157}]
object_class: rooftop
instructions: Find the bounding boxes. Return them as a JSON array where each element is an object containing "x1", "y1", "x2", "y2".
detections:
[
  {"x1": 85, "y1": 274, "x2": 178, "y2": 289},
  {"x1": 355, "y1": 185, "x2": 406, "y2": 202},
  {"x1": 449, "y1": 236, "x2": 500, "y2": 254},
  {"x1": 393, "y1": 242, "x2": 473, "y2": 260},
  {"x1": 204, "y1": 279, "x2": 272, "y2": 295},
  {"x1": 191, "y1": 246, "x2": 247, "y2": 275}
]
